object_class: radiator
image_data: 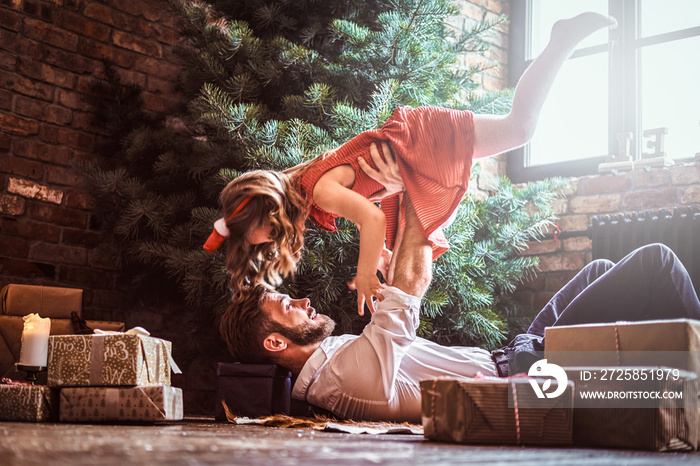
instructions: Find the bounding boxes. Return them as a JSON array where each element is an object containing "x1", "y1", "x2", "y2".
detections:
[{"x1": 589, "y1": 207, "x2": 700, "y2": 295}]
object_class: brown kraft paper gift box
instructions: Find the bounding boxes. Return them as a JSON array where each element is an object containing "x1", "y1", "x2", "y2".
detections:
[
  {"x1": 544, "y1": 319, "x2": 700, "y2": 375},
  {"x1": 47, "y1": 334, "x2": 175, "y2": 388},
  {"x1": 563, "y1": 366, "x2": 698, "y2": 451},
  {"x1": 1, "y1": 284, "x2": 83, "y2": 319},
  {"x1": 421, "y1": 378, "x2": 574, "y2": 446},
  {"x1": 0, "y1": 384, "x2": 57, "y2": 422},
  {"x1": 59, "y1": 386, "x2": 183, "y2": 422},
  {"x1": 545, "y1": 319, "x2": 700, "y2": 446},
  {"x1": 0, "y1": 317, "x2": 125, "y2": 383}
]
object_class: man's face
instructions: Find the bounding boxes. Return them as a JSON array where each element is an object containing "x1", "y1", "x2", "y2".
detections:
[{"x1": 261, "y1": 293, "x2": 335, "y2": 346}]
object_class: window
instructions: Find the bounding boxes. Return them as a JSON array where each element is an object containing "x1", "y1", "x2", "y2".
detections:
[{"x1": 507, "y1": 0, "x2": 700, "y2": 182}]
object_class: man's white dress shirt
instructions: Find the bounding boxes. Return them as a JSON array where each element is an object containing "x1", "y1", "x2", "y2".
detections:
[{"x1": 291, "y1": 286, "x2": 498, "y2": 422}]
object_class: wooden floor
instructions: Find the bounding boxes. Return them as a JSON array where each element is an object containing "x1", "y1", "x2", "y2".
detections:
[{"x1": 2, "y1": 417, "x2": 700, "y2": 465}]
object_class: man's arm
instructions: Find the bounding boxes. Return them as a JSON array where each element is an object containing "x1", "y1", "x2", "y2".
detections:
[{"x1": 390, "y1": 195, "x2": 432, "y2": 299}]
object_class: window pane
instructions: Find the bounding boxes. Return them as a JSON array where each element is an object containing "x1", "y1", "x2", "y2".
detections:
[
  {"x1": 641, "y1": 0, "x2": 700, "y2": 37},
  {"x1": 640, "y1": 36, "x2": 700, "y2": 159},
  {"x1": 528, "y1": 54, "x2": 609, "y2": 166},
  {"x1": 531, "y1": 0, "x2": 609, "y2": 58}
]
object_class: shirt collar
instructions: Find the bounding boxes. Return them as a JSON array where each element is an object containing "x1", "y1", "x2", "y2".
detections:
[{"x1": 292, "y1": 334, "x2": 356, "y2": 399}]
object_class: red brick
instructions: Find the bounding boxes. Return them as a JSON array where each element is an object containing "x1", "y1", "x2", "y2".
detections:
[
  {"x1": 0, "y1": 115, "x2": 19, "y2": 140},
  {"x1": 142, "y1": 92, "x2": 177, "y2": 113},
  {"x1": 0, "y1": 235, "x2": 29, "y2": 257},
  {"x1": 58, "y1": 10, "x2": 111, "y2": 42},
  {"x1": 0, "y1": 89, "x2": 12, "y2": 110},
  {"x1": 72, "y1": 111, "x2": 102, "y2": 133},
  {"x1": 0, "y1": 193, "x2": 26, "y2": 215},
  {"x1": 131, "y1": 55, "x2": 180, "y2": 80},
  {"x1": 140, "y1": 2, "x2": 161, "y2": 22},
  {"x1": 0, "y1": 50, "x2": 17, "y2": 70},
  {"x1": 40, "y1": 126, "x2": 95, "y2": 150},
  {"x1": 64, "y1": 189, "x2": 94, "y2": 209},
  {"x1": 23, "y1": 17, "x2": 79, "y2": 51},
  {"x1": 634, "y1": 167, "x2": 670, "y2": 187},
  {"x1": 89, "y1": 288, "x2": 127, "y2": 310},
  {"x1": 103, "y1": 0, "x2": 141, "y2": 17},
  {"x1": 578, "y1": 173, "x2": 633, "y2": 194},
  {"x1": 545, "y1": 271, "x2": 577, "y2": 292},
  {"x1": 0, "y1": 7, "x2": 21, "y2": 31},
  {"x1": 78, "y1": 38, "x2": 136, "y2": 68},
  {"x1": 112, "y1": 30, "x2": 163, "y2": 58},
  {"x1": 0, "y1": 217, "x2": 61, "y2": 241},
  {"x1": 46, "y1": 165, "x2": 85, "y2": 187},
  {"x1": 0, "y1": 69, "x2": 54, "y2": 101},
  {"x1": 670, "y1": 164, "x2": 700, "y2": 185},
  {"x1": 569, "y1": 194, "x2": 621, "y2": 214},
  {"x1": 0, "y1": 257, "x2": 49, "y2": 278},
  {"x1": 0, "y1": 153, "x2": 44, "y2": 179},
  {"x1": 523, "y1": 239, "x2": 560, "y2": 256},
  {"x1": 61, "y1": 227, "x2": 102, "y2": 247},
  {"x1": 114, "y1": 66, "x2": 146, "y2": 88},
  {"x1": 20, "y1": 0, "x2": 56, "y2": 22},
  {"x1": 15, "y1": 96, "x2": 73, "y2": 125},
  {"x1": 27, "y1": 202, "x2": 88, "y2": 228},
  {"x1": 83, "y1": 2, "x2": 131, "y2": 29},
  {"x1": 42, "y1": 45, "x2": 97, "y2": 75},
  {"x1": 30, "y1": 242, "x2": 87, "y2": 265},
  {"x1": 57, "y1": 89, "x2": 91, "y2": 111},
  {"x1": 681, "y1": 185, "x2": 700, "y2": 204},
  {"x1": 623, "y1": 187, "x2": 679, "y2": 210},
  {"x1": 13, "y1": 139, "x2": 73, "y2": 165},
  {"x1": 0, "y1": 29, "x2": 43, "y2": 60},
  {"x1": 0, "y1": 132, "x2": 10, "y2": 150}
]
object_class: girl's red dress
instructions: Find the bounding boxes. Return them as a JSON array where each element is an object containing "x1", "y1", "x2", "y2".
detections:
[{"x1": 298, "y1": 106, "x2": 475, "y2": 259}]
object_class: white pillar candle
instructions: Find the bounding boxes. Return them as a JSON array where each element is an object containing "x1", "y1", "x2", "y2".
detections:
[{"x1": 19, "y1": 313, "x2": 51, "y2": 367}]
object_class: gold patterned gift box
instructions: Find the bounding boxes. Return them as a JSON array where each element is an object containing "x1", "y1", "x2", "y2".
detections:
[
  {"x1": 0, "y1": 384, "x2": 57, "y2": 422},
  {"x1": 47, "y1": 334, "x2": 178, "y2": 388},
  {"x1": 59, "y1": 386, "x2": 183, "y2": 422}
]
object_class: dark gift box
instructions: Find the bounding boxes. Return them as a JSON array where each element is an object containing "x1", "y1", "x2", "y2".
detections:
[
  {"x1": 0, "y1": 383, "x2": 57, "y2": 422},
  {"x1": 215, "y1": 363, "x2": 292, "y2": 420},
  {"x1": 565, "y1": 367, "x2": 698, "y2": 451}
]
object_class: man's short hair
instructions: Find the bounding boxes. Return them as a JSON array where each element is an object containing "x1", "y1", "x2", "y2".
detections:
[{"x1": 219, "y1": 285, "x2": 279, "y2": 364}]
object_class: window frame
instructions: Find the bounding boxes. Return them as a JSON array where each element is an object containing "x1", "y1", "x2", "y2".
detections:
[{"x1": 506, "y1": 0, "x2": 700, "y2": 183}]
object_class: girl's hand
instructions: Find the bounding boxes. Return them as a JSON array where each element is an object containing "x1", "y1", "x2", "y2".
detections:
[
  {"x1": 359, "y1": 142, "x2": 404, "y2": 201},
  {"x1": 347, "y1": 272, "x2": 386, "y2": 315}
]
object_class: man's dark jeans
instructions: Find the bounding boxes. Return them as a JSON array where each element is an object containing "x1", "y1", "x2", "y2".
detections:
[{"x1": 494, "y1": 243, "x2": 700, "y2": 376}]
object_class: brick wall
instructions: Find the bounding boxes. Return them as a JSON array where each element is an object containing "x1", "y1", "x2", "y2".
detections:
[{"x1": 514, "y1": 163, "x2": 700, "y2": 312}]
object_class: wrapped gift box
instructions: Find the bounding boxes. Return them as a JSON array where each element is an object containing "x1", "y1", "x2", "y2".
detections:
[
  {"x1": 47, "y1": 333, "x2": 174, "y2": 387},
  {"x1": 544, "y1": 319, "x2": 700, "y2": 375},
  {"x1": 215, "y1": 362, "x2": 292, "y2": 420},
  {"x1": 0, "y1": 317, "x2": 125, "y2": 383},
  {"x1": 1, "y1": 284, "x2": 83, "y2": 318},
  {"x1": 564, "y1": 367, "x2": 698, "y2": 451},
  {"x1": 0, "y1": 383, "x2": 57, "y2": 422},
  {"x1": 421, "y1": 378, "x2": 574, "y2": 446},
  {"x1": 59, "y1": 386, "x2": 183, "y2": 422}
]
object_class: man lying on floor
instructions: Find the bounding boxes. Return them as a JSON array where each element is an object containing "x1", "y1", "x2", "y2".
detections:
[{"x1": 219, "y1": 196, "x2": 700, "y2": 423}]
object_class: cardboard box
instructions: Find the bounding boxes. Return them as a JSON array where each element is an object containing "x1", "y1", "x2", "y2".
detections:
[
  {"x1": 59, "y1": 386, "x2": 183, "y2": 422},
  {"x1": 564, "y1": 367, "x2": 698, "y2": 451},
  {"x1": 0, "y1": 316, "x2": 125, "y2": 383},
  {"x1": 421, "y1": 378, "x2": 574, "y2": 446},
  {"x1": 47, "y1": 334, "x2": 174, "y2": 387},
  {"x1": 1, "y1": 284, "x2": 83, "y2": 319},
  {"x1": 215, "y1": 363, "x2": 292, "y2": 420},
  {"x1": 544, "y1": 319, "x2": 700, "y2": 376},
  {"x1": 0, "y1": 384, "x2": 57, "y2": 422}
]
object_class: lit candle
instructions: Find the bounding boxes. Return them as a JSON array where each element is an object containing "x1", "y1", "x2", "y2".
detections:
[{"x1": 19, "y1": 313, "x2": 51, "y2": 367}]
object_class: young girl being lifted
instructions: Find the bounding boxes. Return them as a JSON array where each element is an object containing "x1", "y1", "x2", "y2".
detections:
[{"x1": 203, "y1": 12, "x2": 617, "y2": 315}]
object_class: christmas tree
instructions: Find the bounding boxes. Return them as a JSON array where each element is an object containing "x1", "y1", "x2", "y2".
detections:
[{"x1": 83, "y1": 0, "x2": 567, "y2": 361}]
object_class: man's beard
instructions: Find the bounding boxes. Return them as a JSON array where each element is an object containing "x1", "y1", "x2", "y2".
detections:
[{"x1": 279, "y1": 314, "x2": 336, "y2": 346}]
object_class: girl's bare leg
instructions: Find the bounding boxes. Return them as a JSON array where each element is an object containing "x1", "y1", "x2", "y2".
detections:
[{"x1": 472, "y1": 12, "x2": 617, "y2": 159}]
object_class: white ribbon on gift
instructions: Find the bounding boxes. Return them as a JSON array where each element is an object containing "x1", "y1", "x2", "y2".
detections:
[{"x1": 92, "y1": 327, "x2": 182, "y2": 379}]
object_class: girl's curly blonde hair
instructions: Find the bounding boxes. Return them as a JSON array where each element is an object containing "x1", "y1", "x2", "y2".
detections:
[{"x1": 221, "y1": 170, "x2": 308, "y2": 298}]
